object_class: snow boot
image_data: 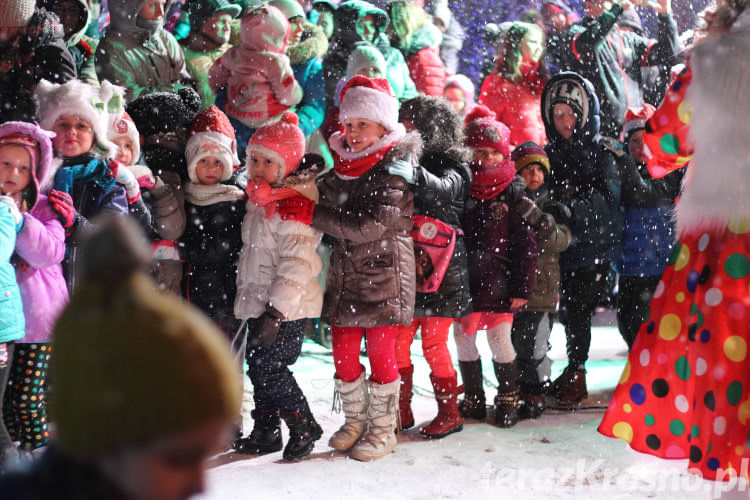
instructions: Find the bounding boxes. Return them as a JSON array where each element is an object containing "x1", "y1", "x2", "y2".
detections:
[
  {"x1": 555, "y1": 369, "x2": 588, "y2": 406},
  {"x1": 350, "y1": 377, "x2": 400, "y2": 462},
  {"x1": 280, "y1": 408, "x2": 323, "y2": 461},
  {"x1": 492, "y1": 361, "x2": 519, "y2": 428},
  {"x1": 329, "y1": 370, "x2": 369, "y2": 451},
  {"x1": 398, "y1": 365, "x2": 414, "y2": 430},
  {"x1": 518, "y1": 381, "x2": 548, "y2": 420},
  {"x1": 420, "y1": 373, "x2": 463, "y2": 439},
  {"x1": 458, "y1": 359, "x2": 486, "y2": 421},
  {"x1": 233, "y1": 410, "x2": 282, "y2": 455}
]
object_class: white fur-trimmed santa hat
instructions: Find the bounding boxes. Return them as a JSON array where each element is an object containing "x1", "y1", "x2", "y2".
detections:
[
  {"x1": 35, "y1": 79, "x2": 123, "y2": 158},
  {"x1": 246, "y1": 111, "x2": 305, "y2": 181},
  {"x1": 185, "y1": 105, "x2": 240, "y2": 183},
  {"x1": 339, "y1": 75, "x2": 400, "y2": 132},
  {"x1": 107, "y1": 111, "x2": 141, "y2": 166}
]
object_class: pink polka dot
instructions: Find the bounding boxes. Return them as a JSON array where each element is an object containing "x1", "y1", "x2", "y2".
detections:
[
  {"x1": 714, "y1": 365, "x2": 725, "y2": 380},
  {"x1": 657, "y1": 353, "x2": 668, "y2": 365},
  {"x1": 729, "y1": 303, "x2": 746, "y2": 320},
  {"x1": 659, "y1": 116, "x2": 669, "y2": 126},
  {"x1": 665, "y1": 445, "x2": 687, "y2": 458}
]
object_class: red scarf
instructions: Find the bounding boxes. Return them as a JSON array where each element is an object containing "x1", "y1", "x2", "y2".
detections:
[
  {"x1": 470, "y1": 159, "x2": 516, "y2": 200},
  {"x1": 246, "y1": 181, "x2": 300, "y2": 219},
  {"x1": 333, "y1": 143, "x2": 395, "y2": 178}
]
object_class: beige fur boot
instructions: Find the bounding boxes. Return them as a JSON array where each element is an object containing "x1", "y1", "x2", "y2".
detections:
[
  {"x1": 350, "y1": 377, "x2": 400, "y2": 462},
  {"x1": 329, "y1": 370, "x2": 368, "y2": 451}
]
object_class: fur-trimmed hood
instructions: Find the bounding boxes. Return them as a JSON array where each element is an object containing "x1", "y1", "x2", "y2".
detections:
[
  {"x1": 398, "y1": 95, "x2": 469, "y2": 162},
  {"x1": 381, "y1": 130, "x2": 423, "y2": 166},
  {"x1": 288, "y1": 21, "x2": 329, "y2": 66}
]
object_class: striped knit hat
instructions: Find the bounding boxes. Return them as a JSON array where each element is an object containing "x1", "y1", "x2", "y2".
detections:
[{"x1": 511, "y1": 141, "x2": 550, "y2": 174}]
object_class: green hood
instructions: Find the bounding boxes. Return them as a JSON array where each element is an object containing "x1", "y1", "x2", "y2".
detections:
[{"x1": 334, "y1": 0, "x2": 388, "y2": 46}]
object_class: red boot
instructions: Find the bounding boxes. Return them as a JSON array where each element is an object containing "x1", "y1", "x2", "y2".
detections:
[
  {"x1": 398, "y1": 365, "x2": 414, "y2": 430},
  {"x1": 420, "y1": 373, "x2": 464, "y2": 439}
]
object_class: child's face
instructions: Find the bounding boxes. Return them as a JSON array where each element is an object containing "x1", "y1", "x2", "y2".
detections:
[
  {"x1": 249, "y1": 150, "x2": 283, "y2": 185},
  {"x1": 552, "y1": 103, "x2": 578, "y2": 140},
  {"x1": 473, "y1": 147, "x2": 505, "y2": 165},
  {"x1": 290, "y1": 17, "x2": 305, "y2": 44},
  {"x1": 139, "y1": 0, "x2": 165, "y2": 21},
  {"x1": 356, "y1": 65, "x2": 383, "y2": 78},
  {"x1": 344, "y1": 118, "x2": 386, "y2": 153},
  {"x1": 113, "y1": 136, "x2": 135, "y2": 166},
  {"x1": 52, "y1": 114, "x2": 95, "y2": 158},
  {"x1": 444, "y1": 87, "x2": 466, "y2": 114},
  {"x1": 317, "y1": 10, "x2": 334, "y2": 39},
  {"x1": 201, "y1": 13, "x2": 233, "y2": 44},
  {"x1": 0, "y1": 144, "x2": 32, "y2": 196},
  {"x1": 195, "y1": 156, "x2": 226, "y2": 185},
  {"x1": 520, "y1": 163, "x2": 546, "y2": 191},
  {"x1": 628, "y1": 129, "x2": 647, "y2": 163},
  {"x1": 521, "y1": 28, "x2": 544, "y2": 63},
  {"x1": 357, "y1": 14, "x2": 378, "y2": 43}
]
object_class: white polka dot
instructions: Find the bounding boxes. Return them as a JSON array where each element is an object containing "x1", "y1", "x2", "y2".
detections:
[
  {"x1": 675, "y1": 394, "x2": 690, "y2": 413},
  {"x1": 705, "y1": 288, "x2": 723, "y2": 307},
  {"x1": 653, "y1": 280, "x2": 665, "y2": 299},
  {"x1": 696, "y1": 357, "x2": 708, "y2": 376},
  {"x1": 698, "y1": 234, "x2": 710, "y2": 251},
  {"x1": 639, "y1": 349, "x2": 650, "y2": 367},
  {"x1": 714, "y1": 416, "x2": 727, "y2": 435}
]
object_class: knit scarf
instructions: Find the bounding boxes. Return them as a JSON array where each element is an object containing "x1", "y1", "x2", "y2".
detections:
[
  {"x1": 184, "y1": 182, "x2": 245, "y2": 206},
  {"x1": 470, "y1": 159, "x2": 516, "y2": 200},
  {"x1": 333, "y1": 143, "x2": 394, "y2": 178},
  {"x1": 54, "y1": 153, "x2": 116, "y2": 194},
  {"x1": 246, "y1": 181, "x2": 301, "y2": 219}
]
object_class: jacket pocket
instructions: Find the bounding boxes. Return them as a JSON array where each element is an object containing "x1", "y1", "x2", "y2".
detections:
[{"x1": 343, "y1": 252, "x2": 399, "y2": 304}]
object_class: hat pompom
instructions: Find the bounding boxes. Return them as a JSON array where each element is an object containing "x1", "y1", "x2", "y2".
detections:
[
  {"x1": 464, "y1": 104, "x2": 496, "y2": 126},
  {"x1": 178, "y1": 87, "x2": 203, "y2": 116},
  {"x1": 280, "y1": 111, "x2": 299, "y2": 126}
]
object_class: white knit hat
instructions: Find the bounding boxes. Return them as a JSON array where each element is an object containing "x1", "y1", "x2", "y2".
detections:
[
  {"x1": 0, "y1": 0, "x2": 35, "y2": 27},
  {"x1": 35, "y1": 79, "x2": 122, "y2": 158},
  {"x1": 107, "y1": 111, "x2": 141, "y2": 166},
  {"x1": 339, "y1": 75, "x2": 400, "y2": 132}
]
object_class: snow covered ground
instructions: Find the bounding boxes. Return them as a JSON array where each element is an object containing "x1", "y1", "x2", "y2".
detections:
[{"x1": 203, "y1": 314, "x2": 747, "y2": 499}]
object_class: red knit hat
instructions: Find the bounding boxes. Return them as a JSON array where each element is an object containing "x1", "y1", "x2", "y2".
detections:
[
  {"x1": 464, "y1": 105, "x2": 512, "y2": 158},
  {"x1": 623, "y1": 104, "x2": 656, "y2": 141},
  {"x1": 247, "y1": 112, "x2": 306, "y2": 181},
  {"x1": 339, "y1": 75, "x2": 400, "y2": 132},
  {"x1": 185, "y1": 105, "x2": 240, "y2": 183}
]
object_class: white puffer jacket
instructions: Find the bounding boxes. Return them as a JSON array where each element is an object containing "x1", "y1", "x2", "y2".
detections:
[{"x1": 234, "y1": 178, "x2": 323, "y2": 321}]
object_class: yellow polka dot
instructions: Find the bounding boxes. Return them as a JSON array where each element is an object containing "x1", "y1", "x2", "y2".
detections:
[
  {"x1": 674, "y1": 245, "x2": 690, "y2": 271},
  {"x1": 728, "y1": 218, "x2": 750, "y2": 235},
  {"x1": 676, "y1": 292, "x2": 685, "y2": 303},
  {"x1": 677, "y1": 101, "x2": 693, "y2": 124},
  {"x1": 612, "y1": 422, "x2": 634, "y2": 443},
  {"x1": 724, "y1": 336, "x2": 747, "y2": 362},
  {"x1": 676, "y1": 155, "x2": 692, "y2": 166},
  {"x1": 736, "y1": 445, "x2": 745, "y2": 456},
  {"x1": 623, "y1": 404, "x2": 632, "y2": 413},
  {"x1": 738, "y1": 401, "x2": 750, "y2": 425},
  {"x1": 619, "y1": 360, "x2": 631, "y2": 384},
  {"x1": 659, "y1": 314, "x2": 682, "y2": 341}
]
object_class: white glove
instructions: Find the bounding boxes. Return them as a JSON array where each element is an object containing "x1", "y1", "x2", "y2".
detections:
[
  {"x1": 112, "y1": 163, "x2": 141, "y2": 203},
  {"x1": 0, "y1": 195, "x2": 23, "y2": 229}
]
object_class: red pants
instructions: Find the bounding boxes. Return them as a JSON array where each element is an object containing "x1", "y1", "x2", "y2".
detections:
[
  {"x1": 332, "y1": 325, "x2": 399, "y2": 384},
  {"x1": 395, "y1": 317, "x2": 456, "y2": 378}
]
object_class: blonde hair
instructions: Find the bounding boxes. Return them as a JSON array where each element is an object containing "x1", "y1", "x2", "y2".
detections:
[
  {"x1": 702, "y1": 0, "x2": 749, "y2": 35},
  {"x1": 389, "y1": 1, "x2": 430, "y2": 51},
  {"x1": 494, "y1": 22, "x2": 546, "y2": 83}
]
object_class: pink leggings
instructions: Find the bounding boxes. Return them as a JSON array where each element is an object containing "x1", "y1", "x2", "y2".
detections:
[
  {"x1": 395, "y1": 317, "x2": 456, "y2": 378},
  {"x1": 332, "y1": 325, "x2": 399, "y2": 384}
]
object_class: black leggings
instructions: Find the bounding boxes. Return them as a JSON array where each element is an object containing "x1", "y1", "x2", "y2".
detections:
[{"x1": 617, "y1": 275, "x2": 661, "y2": 349}]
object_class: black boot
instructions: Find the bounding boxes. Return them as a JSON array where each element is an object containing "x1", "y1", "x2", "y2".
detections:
[
  {"x1": 233, "y1": 410, "x2": 282, "y2": 455},
  {"x1": 280, "y1": 408, "x2": 323, "y2": 461},
  {"x1": 493, "y1": 361, "x2": 519, "y2": 428},
  {"x1": 518, "y1": 381, "x2": 549, "y2": 420},
  {"x1": 458, "y1": 359, "x2": 486, "y2": 421}
]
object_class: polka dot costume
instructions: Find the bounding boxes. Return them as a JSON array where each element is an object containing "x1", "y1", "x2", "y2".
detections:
[
  {"x1": 3, "y1": 343, "x2": 51, "y2": 451},
  {"x1": 599, "y1": 223, "x2": 750, "y2": 481}
]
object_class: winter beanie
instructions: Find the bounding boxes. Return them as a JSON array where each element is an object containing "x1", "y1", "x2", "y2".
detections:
[
  {"x1": 444, "y1": 74, "x2": 475, "y2": 112},
  {"x1": 543, "y1": 74, "x2": 588, "y2": 125},
  {"x1": 186, "y1": 105, "x2": 240, "y2": 183},
  {"x1": 313, "y1": 0, "x2": 338, "y2": 12},
  {"x1": 0, "y1": 0, "x2": 35, "y2": 27},
  {"x1": 0, "y1": 121, "x2": 55, "y2": 209},
  {"x1": 345, "y1": 42, "x2": 387, "y2": 79},
  {"x1": 126, "y1": 87, "x2": 203, "y2": 137},
  {"x1": 339, "y1": 75, "x2": 400, "y2": 132},
  {"x1": 50, "y1": 216, "x2": 241, "y2": 457},
  {"x1": 464, "y1": 105, "x2": 511, "y2": 157},
  {"x1": 247, "y1": 112, "x2": 306, "y2": 180},
  {"x1": 35, "y1": 79, "x2": 123, "y2": 158},
  {"x1": 187, "y1": 0, "x2": 241, "y2": 33},
  {"x1": 107, "y1": 111, "x2": 141, "y2": 166},
  {"x1": 268, "y1": 0, "x2": 305, "y2": 20},
  {"x1": 623, "y1": 104, "x2": 656, "y2": 143},
  {"x1": 511, "y1": 141, "x2": 550, "y2": 174}
]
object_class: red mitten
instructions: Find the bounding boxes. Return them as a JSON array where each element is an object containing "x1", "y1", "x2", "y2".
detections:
[
  {"x1": 48, "y1": 189, "x2": 77, "y2": 234},
  {"x1": 277, "y1": 195, "x2": 315, "y2": 225}
]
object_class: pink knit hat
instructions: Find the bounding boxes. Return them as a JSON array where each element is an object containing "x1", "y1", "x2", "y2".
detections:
[
  {"x1": 247, "y1": 112, "x2": 306, "y2": 180},
  {"x1": 185, "y1": 106, "x2": 240, "y2": 184},
  {"x1": 0, "y1": 0, "x2": 35, "y2": 27},
  {"x1": 464, "y1": 105, "x2": 512, "y2": 158},
  {"x1": 0, "y1": 121, "x2": 56, "y2": 210},
  {"x1": 107, "y1": 111, "x2": 141, "y2": 166},
  {"x1": 339, "y1": 75, "x2": 400, "y2": 132}
]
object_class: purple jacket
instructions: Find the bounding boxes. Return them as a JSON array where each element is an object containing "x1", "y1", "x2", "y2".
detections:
[
  {"x1": 461, "y1": 181, "x2": 538, "y2": 313},
  {"x1": 14, "y1": 194, "x2": 69, "y2": 343}
]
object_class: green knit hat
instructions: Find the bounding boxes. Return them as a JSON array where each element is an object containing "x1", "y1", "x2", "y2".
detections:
[{"x1": 187, "y1": 0, "x2": 242, "y2": 32}]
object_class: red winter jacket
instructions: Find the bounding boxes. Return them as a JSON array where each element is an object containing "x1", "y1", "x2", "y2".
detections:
[{"x1": 406, "y1": 46, "x2": 446, "y2": 97}]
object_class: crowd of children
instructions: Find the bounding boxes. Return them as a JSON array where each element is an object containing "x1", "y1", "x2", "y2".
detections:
[{"x1": 0, "y1": 0, "x2": 745, "y2": 491}]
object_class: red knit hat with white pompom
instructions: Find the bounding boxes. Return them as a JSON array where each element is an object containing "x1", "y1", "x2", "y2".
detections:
[
  {"x1": 339, "y1": 75, "x2": 400, "y2": 132},
  {"x1": 464, "y1": 105, "x2": 512, "y2": 158},
  {"x1": 247, "y1": 112, "x2": 306, "y2": 180},
  {"x1": 185, "y1": 105, "x2": 240, "y2": 184}
]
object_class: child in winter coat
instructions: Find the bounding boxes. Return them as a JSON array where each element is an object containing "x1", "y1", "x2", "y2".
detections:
[
  {"x1": 540, "y1": 72, "x2": 622, "y2": 406},
  {"x1": 209, "y1": 4, "x2": 303, "y2": 156},
  {"x1": 0, "y1": 122, "x2": 68, "y2": 456},
  {"x1": 278, "y1": 76, "x2": 418, "y2": 461},
  {"x1": 34, "y1": 79, "x2": 130, "y2": 293},
  {"x1": 107, "y1": 110, "x2": 187, "y2": 294},
  {"x1": 454, "y1": 105, "x2": 538, "y2": 428},
  {"x1": 233, "y1": 112, "x2": 324, "y2": 461},
  {"x1": 510, "y1": 142, "x2": 571, "y2": 419},
  {"x1": 393, "y1": 96, "x2": 472, "y2": 439},
  {"x1": 443, "y1": 74, "x2": 475, "y2": 119}
]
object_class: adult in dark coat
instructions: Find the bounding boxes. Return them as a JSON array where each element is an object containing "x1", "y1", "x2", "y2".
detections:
[{"x1": 541, "y1": 71, "x2": 622, "y2": 405}]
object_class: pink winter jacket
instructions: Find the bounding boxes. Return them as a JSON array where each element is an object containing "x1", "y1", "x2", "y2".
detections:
[
  {"x1": 208, "y1": 5, "x2": 303, "y2": 129},
  {"x1": 14, "y1": 194, "x2": 69, "y2": 343},
  {"x1": 406, "y1": 47, "x2": 446, "y2": 97}
]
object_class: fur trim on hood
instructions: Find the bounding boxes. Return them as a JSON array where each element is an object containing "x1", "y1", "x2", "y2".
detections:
[
  {"x1": 398, "y1": 95, "x2": 469, "y2": 162},
  {"x1": 288, "y1": 21, "x2": 329, "y2": 65}
]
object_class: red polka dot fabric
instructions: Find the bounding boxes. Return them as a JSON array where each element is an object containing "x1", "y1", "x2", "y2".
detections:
[{"x1": 599, "y1": 223, "x2": 750, "y2": 482}]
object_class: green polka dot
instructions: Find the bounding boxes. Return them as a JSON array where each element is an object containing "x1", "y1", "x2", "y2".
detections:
[
  {"x1": 725, "y1": 253, "x2": 750, "y2": 279},
  {"x1": 697, "y1": 311, "x2": 704, "y2": 328},
  {"x1": 660, "y1": 134, "x2": 681, "y2": 155},
  {"x1": 670, "y1": 419, "x2": 686, "y2": 436},
  {"x1": 690, "y1": 303, "x2": 698, "y2": 315},
  {"x1": 727, "y1": 381, "x2": 743, "y2": 406},
  {"x1": 645, "y1": 414, "x2": 655, "y2": 426},
  {"x1": 675, "y1": 356, "x2": 691, "y2": 381},
  {"x1": 668, "y1": 243, "x2": 682, "y2": 265},
  {"x1": 691, "y1": 425, "x2": 701, "y2": 437}
]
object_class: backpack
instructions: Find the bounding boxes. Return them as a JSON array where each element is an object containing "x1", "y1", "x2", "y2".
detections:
[{"x1": 410, "y1": 215, "x2": 461, "y2": 293}]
